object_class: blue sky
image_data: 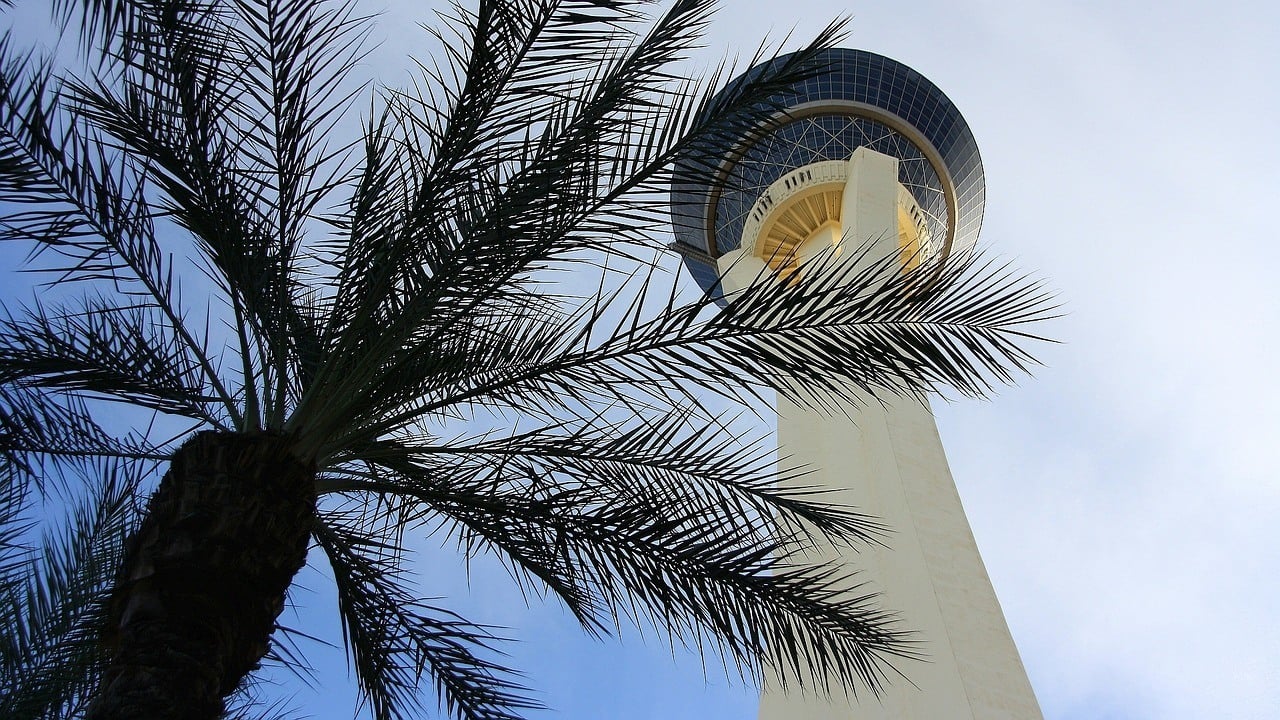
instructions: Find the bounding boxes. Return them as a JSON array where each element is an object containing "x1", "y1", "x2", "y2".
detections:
[
  {"x1": 292, "y1": 2, "x2": 1280, "y2": 718},
  {"x1": 6, "y1": 1, "x2": 1280, "y2": 719}
]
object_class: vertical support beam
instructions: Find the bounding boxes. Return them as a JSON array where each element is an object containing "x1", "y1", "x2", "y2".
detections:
[{"x1": 839, "y1": 147, "x2": 901, "y2": 267}]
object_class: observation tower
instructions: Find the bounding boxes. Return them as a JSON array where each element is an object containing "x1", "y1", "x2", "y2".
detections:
[{"x1": 671, "y1": 49, "x2": 1042, "y2": 719}]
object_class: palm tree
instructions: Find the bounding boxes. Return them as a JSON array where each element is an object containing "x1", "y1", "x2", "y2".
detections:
[{"x1": 0, "y1": 1, "x2": 1052, "y2": 719}]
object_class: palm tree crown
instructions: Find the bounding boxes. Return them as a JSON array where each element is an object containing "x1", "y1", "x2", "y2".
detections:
[{"x1": 0, "y1": 1, "x2": 1053, "y2": 719}]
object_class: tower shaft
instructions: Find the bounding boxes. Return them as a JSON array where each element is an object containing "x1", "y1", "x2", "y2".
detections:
[
  {"x1": 721, "y1": 149, "x2": 1042, "y2": 719},
  {"x1": 761, "y1": 391, "x2": 1042, "y2": 719}
]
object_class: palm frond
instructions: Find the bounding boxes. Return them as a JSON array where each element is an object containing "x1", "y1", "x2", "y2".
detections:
[
  {"x1": 51, "y1": 0, "x2": 148, "y2": 64},
  {"x1": 0, "y1": 34, "x2": 242, "y2": 425},
  {"x1": 332, "y1": 405, "x2": 887, "y2": 552},
  {"x1": 315, "y1": 519, "x2": 539, "y2": 720},
  {"x1": 326, "y1": 448, "x2": 913, "y2": 696},
  {"x1": 337, "y1": 240, "x2": 1052, "y2": 449},
  {"x1": 220, "y1": 0, "x2": 372, "y2": 425},
  {"x1": 221, "y1": 687, "x2": 304, "y2": 720},
  {"x1": 708, "y1": 242, "x2": 1058, "y2": 409},
  {"x1": 0, "y1": 381, "x2": 168, "y2": 498},
  {"x1": 0, "y1": 300, "x2": 221, "y2": 422},
  {"x1": 63, "y1": 2, "x2": 323, "y2": 428},
  {"x1": 0, "y1": 456, "x2": 31, "y2": 597},
  {"x1": 293, "y1": 14, "x2": 851, "y2": 453},
  {"x1": 0, "y1": 459, "x2": 139, "y2": 720}
]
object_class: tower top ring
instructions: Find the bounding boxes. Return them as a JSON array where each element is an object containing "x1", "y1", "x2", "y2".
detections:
[{"x1": 670, "y1": 48, "x2": 985, "y2": 296}]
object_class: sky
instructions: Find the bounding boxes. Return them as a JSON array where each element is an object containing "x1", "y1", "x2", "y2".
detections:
[
  {"x1": 6, "y1": 1, "x2": 1280, "y2": 719},
  {"x1": 291, "y1": 2, "x2": 1278, "y2": 718}
]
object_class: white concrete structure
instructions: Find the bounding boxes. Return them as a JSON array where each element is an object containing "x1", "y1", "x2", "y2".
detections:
[{"x1": 718, "y1": 148, "x2": 1043, "y2": 720}]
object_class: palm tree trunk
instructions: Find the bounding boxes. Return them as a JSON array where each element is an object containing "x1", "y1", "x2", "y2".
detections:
[{"x1": 86, "y1": 431, "x2": 316, "y2": 720}]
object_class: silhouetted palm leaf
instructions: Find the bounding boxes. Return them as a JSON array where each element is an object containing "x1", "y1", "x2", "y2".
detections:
[{"x1": 0, "y1": 460, "x2": 139, "y2": 719}]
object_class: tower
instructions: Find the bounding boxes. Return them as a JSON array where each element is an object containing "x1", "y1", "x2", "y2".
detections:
[{"x1": 671, "y1": 50, "x2": 1042, "y2": 719}]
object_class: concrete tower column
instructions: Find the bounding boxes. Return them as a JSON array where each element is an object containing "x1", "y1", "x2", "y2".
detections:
[{"x1": 718, "y1": 148, "x2": 1042, "y2": 720}]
